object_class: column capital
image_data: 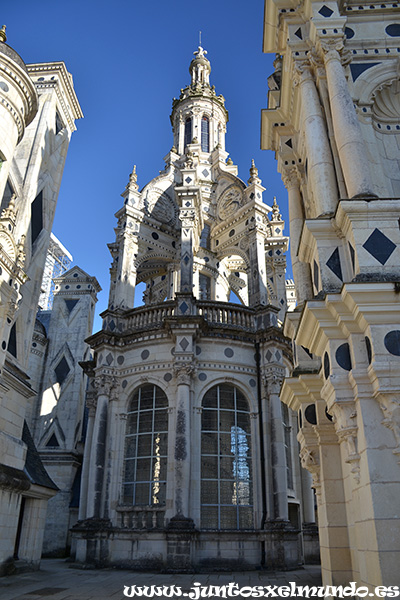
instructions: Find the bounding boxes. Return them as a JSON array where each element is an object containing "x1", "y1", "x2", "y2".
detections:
[
  {"x1": 281, "y1": 166, "x2": 300, "y2": 190},
  {"x1": 93, "y1": 373, "x2": 119, "y2": 400},
  {"x1": 319, "y1": 39, "x2": 352, "y2": 67},
  {"x1": 293, "y1": 57, "x2": 313, "y2": 86},
  {"x1": 173, "y1": 362, "x2": 195, "y2": 386}
]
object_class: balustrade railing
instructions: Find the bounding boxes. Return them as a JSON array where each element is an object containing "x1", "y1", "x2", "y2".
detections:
[
  {"x1": 103, "y1": 298, "x2": 266, "y2": 336},
  {"x1": 116, "y1": 505, "x2": 165, "y2": 530}
]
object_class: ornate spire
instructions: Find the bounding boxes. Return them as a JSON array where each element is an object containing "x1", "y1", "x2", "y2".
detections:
[
  {"x1": 127, "y1": 165, "x2": 138, "y2": 192},
  {"x1": 271, "y1": 196, "x2": 283, "y2": 221},
  {"x1": 248, "y1": 159, "x2": 261, "y2": 185},
  {"x1": 0, "y1": 25, "x2": 6, "y2": 43}
]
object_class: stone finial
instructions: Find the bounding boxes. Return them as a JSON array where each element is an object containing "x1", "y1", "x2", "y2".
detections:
[
  {"x1": 271, "y1": 196, "x2": 283, "y2": 221},
  {"x1": 127, "y1": 165, "x2": 138, "y2": 191},
  {"x1": 17, "y1": 234, "x2": 26, "y2": 266},
  {"x1": 1, "y1": 193, "x2": 17, "y2": 222},
  {"x1": 184, "y1": 148, "x2": 194, "y2": 168},
  {"x1": 194, "y1": 45, "x2": 207, "y2": 59},
  {"x1": 248, "y1": 159, "x2": 261, "y2": 184},
  {"x1": 0, "y1": 25, "x2": 6, "y2": 43}
]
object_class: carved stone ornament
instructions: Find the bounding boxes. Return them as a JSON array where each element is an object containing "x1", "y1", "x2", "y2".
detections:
[
  {"x1": 93, "y1": 374, "x2": 119, "y2": 401},
  {"x1": 378, "y1": 393, "x2": 400, "y2": 464},
  {"x1": 320, "y1": 40, "x2": 352, "y2": 66},
  {"x1": 299, "y1": 446, "x2": 322, "y2": 504},
  {"x1": 331, "y1": 404, "x2": 361, "y2": 482},
  {"x1": 282, "y1": 167, "x2": 300, "y2": 190},
  {"x1": 143, "y1": 187, "x2": 177, "y2": 226},
  {"x1": 174, "y1": 363, "x2": 195, "y2": 386},
  {"x1": 218, "y1": 186, "x2": 243, "y2": 220}
]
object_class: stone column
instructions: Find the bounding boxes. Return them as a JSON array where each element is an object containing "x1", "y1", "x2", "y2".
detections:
[
  {"x1": 321, "y1": 41, "x2": 375, "y2": 198},
  {"x1": 282, "y1": 167, "x2": 313, "y2": 303},
  {"x1": 265, "y1": 374, "x2": 289, "y2": 521},
  {"x1": 78, "y1": 396, "x2": 96, "y2": 520},
  {"x1": 172, "y1": 364, "x2": 193, "y2": 519},
  {"x1": 301, "y1": 468, "x2": 315, "y2": 524},
  {"x1": 248, "y1": 225, "x2": 269, "y2": 306},
  {"x1": 86, "y1": 375, "x2": 116, "y2": 518},
  {"x1": 114, "y1": 230, "x2": 138, "y2": 309},
  {"x1": 294, "y1": 60, "x2": 338, "y2": 215},
  {"x1": 315, "y1": 423, "x2": 353, "y2": 586}
]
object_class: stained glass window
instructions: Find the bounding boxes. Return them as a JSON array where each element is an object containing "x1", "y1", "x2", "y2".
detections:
[
  {"x1": 122, "y1": 384, "x2": 168, "y2": 506},
  {"x1": 201, "y1": 384, "x2": 253, "y2": 529}
]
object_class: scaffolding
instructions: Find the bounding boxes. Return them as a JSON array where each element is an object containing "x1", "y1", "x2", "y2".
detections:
[{"x1": 38, "y1": 233, "x2": 73, "y2": 310}]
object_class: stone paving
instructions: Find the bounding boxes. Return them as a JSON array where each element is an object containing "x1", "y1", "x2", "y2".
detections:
[{"x1": 0, "y1": 559, "x2": 322, "y2": 600}]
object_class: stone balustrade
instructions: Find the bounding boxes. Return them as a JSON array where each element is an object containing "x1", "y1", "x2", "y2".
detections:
[
  {"x1": 116, "y1": 505, "x2": 165, "y2": 530},
  {"x1": 101, "y1": 297, "x2": 277, "y2": 337}
]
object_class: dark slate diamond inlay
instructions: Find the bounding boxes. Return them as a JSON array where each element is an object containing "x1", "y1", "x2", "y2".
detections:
[
  {"x1": 106, "y1": 353, "x2": 113, "y2": 365},
  {"x1": 266, "y1": 350, "x2": 273, "y2": 362},
  {"x1": 108, "y1": 319, "x2": 116, "y2": 331},
  {"x1": 250, "y1": 192, "x2": 255, "y2": 200},
  {"x1": 54, "y1": 357, "x2": 70, "y2": 385},
  {"x1": 319, "y1": 5, "x2": 334, "y2": 17},
  {"x1": 305, "y1": 404, "x2": 317, "y2": 425},
  {"x1": 336, "y1": 343, "x2": 352, "y2": 371},
  {"x1": 202, "y1": 169, "x2": 209, "y2": 178},
  {"x1": 294, "y1": 27, "x2": 303, "y2": 39},
  {"x1": 365, "y1": 336, "x2": 372, "y2": 364},
  {"x1": 65, "y1": 299, "x2": 79, "y2": 314},
  {"x1": 313, "y1": 260, "x2": 320, "y2": 290},
  {"x1": 326, "y1": 247, "x2": 343, "y2": 281},
  {"x1": 185, "y1": 201, "x2": 191, "y2": 207},
  {"x1": 324, "y1": 352, "x2": 330, "y2": 379},
  {"x1": 384, "y1": 330, "x2": 400, "y2": 356},
  {"x1": 363, "y1": 228, "x2": 396, "y2": 265},
  {"x1": 179, "y1": 301, "x2": 188, "y2": 314},
  {"x1": 349, "y1": 242, "x2": 355, "y2": 271},
  {"x1": 185, "y1": 177, "x2": 192, "y2": 184},
  {"x1": 180, "y1": 337, "x2": 189, "y2": 351},
  {"x1": 275, "y1": 350, "x2": 282, "y2": 361}
]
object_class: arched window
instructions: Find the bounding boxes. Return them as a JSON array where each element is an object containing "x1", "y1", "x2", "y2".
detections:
[
  {"x1": 201, "y1": 116, "x2": 210, "y2": 152},
  {"x1": 184, "y1": 117, "x2": 192, "y2": 148},
  {"x1": 201, "y1": 383, "x2": 253, "y2": 529},
  {"x1": 122, "y1": 384, "x2": 168, "y2": 506}
]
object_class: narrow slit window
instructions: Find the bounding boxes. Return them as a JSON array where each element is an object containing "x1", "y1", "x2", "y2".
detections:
[
  {"x1": 184, "y1": 117, "x2": 192, "y2": 148},
  {"x1": 201, "y1": 116, "x2": 210, "y2": 152},
  {"x1": 31, "y1": 191, "x2": 43, "y2": 245}
]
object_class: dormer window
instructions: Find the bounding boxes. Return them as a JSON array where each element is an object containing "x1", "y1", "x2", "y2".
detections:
[
  {"x1": 184, "y1": 117, "x2": 192, "y2": 148},
  {"x1": 201, "y1": 116, "x2": 209, "y2": 152}
]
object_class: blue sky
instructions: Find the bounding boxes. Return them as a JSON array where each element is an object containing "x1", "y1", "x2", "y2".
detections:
[{"x1": 4, "y1": 0, "x2": 289, "y2": 330}]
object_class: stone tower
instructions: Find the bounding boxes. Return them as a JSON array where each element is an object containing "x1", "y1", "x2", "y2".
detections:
[
  {"x1": 0, "y1": 28, "x2": 82, "y2": 574},
  {"x1": 74, "y1": 46, "x2": 317, "y2": 571},
  {"x1": 261, "y1": 0, "x2": 400, "y2": 589},
  {"x1": 25, "y1": 266, "x2": 100, "y2": 557}
]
